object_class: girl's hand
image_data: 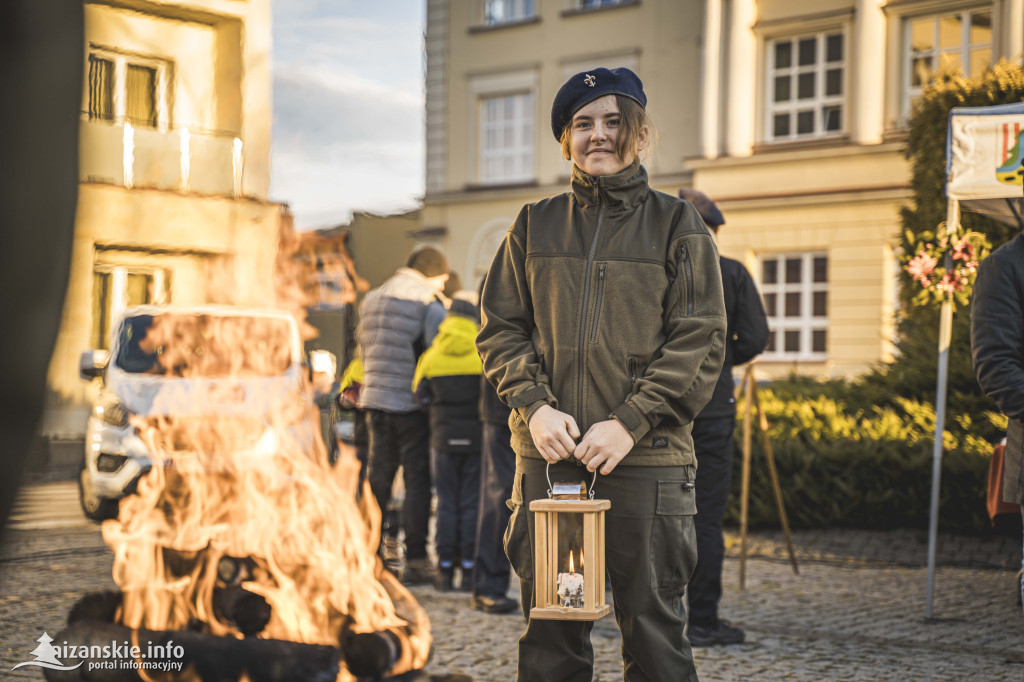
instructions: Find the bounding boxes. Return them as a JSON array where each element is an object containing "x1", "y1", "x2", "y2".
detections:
[
  {"x1": 528, "y1": 405, "x2": 580, "y2": 463},
  {"x1": 575, "y1": 420, "x2": 633, "y2": 474}
]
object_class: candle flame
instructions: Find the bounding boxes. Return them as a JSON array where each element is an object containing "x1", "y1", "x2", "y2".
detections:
[
  {"x1": 569, "y1": 551, "x2": 574, "y2": 573},
  {"x1": 580, "y1": 547, "x2": 584, "y2": 569}
]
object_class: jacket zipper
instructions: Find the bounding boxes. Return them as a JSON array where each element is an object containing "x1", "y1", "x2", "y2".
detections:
[
  {"x1": 589, "y1": 263, "x2": 607, "y2": 343},
  {"x1": 577, "y1": 187, "x2": 605, "y2": 427},
  {"x1": 628, "y1": 357, "x2": 637, "y2": 388},
  {"x1": 680, "y1": 242, "x2": 694, "y2": 317}
]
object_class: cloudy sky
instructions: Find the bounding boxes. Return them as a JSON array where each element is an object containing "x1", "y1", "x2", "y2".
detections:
[{"x1": 270, "y1": 0, "x2": 426, "y2": 230}]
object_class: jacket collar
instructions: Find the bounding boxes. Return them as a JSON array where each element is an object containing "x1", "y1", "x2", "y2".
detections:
[{"x1": 570, "y1": 158, "x2": 648, "y2": 210}]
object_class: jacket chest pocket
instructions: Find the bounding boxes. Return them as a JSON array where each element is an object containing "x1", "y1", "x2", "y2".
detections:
[
  {"x1": 671, "y1": 242, "x2": 695, "y2": 320},
  {"x1": 589, "y1": 263, "x2": 608, "y2": 343}
]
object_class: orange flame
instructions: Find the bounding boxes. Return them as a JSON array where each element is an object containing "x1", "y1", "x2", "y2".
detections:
[
  {"x1": 101, "y1": 312, "x2": 430, "y2": 679},
  {"x1": 569, "y1": 551, "x2": 574, "y2": 573}
]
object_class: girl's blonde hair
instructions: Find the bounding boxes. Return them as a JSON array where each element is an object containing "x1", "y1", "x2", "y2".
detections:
[{"x1": 559, "y1": 95, "x2": 657, "y2": 164}]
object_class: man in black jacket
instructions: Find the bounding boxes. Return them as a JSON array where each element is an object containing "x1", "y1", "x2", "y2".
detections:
[
  {"x1": 679, "y1": 189, "x2": 770, "y2": 646},
  {"x1": 471, "y1": 276, "x2": 519, "y2": 614},
  {"x1": 971, "y1": 225, "x2": 1024, "y2": 615}
]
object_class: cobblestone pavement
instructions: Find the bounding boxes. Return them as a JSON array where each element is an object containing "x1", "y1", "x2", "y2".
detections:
[{"x1": 2, "y1": 481, "x2": 1022, "y2": 681}]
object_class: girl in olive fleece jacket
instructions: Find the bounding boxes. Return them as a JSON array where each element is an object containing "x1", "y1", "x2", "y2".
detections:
[{"x1": 477, "y1": 68, "x2": 726, "y2": 682}]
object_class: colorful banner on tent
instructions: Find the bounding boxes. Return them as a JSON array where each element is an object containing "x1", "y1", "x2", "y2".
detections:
[{"x1": 947, "y1": 102, "x2": 1024, "y2": 200}]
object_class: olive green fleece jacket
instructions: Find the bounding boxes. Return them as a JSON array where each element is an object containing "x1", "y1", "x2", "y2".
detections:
[{"x1": 477, "y1": 160, "x2": 727, "y2": 467}]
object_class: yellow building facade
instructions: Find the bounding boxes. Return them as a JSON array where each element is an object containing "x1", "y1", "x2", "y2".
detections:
[
  {"x1": 422, "y1": 0, "x2": 1024, "y2": 378},
  {"x1": 44, "y1": 0, "x2": 284, "y2": 437}
]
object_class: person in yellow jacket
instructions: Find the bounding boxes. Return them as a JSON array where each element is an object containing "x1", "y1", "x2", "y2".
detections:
[
  {"x1": 337, "y1": 354, "x2": 368, "y2": 480},
  {"x1": 412, "y1": 296, "x2": 483, "y2": 591}
]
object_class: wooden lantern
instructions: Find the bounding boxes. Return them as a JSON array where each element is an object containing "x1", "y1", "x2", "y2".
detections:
[{"x1": 528, "y1": 477, "x2": 610, "y2": 621}]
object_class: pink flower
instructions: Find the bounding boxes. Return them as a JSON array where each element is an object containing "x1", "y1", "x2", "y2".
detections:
[
  {"x1": 906, "y1": 253, "x2": 938, "y2": 283},
  {"x1": 952, "y1": 237, "x2": 974, "y2": 262}
]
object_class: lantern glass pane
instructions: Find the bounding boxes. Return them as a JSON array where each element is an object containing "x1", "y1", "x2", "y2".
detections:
[{"x1": 555, "y1": 512, "x2": 586, "y2": 608}]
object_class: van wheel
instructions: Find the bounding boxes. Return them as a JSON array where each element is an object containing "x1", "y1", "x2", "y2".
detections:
[{"x1": 78, "y1": 461, "x2": 118, "y2": 522}]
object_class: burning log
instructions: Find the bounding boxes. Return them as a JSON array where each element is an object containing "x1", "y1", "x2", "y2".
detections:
[
  {"x1": 212, "y1": 585, "x2": 272, "y2": 636},
  {"x1": 43, "y1": 620, "x2": 339, "y2": 682}
]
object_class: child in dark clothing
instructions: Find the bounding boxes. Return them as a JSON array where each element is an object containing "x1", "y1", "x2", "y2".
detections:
[{"x1": 412, "y1": 296, "x2": 482, "y2": 591}]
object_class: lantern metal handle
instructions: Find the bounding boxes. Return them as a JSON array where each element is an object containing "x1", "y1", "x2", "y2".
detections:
[{"x1": 545, "y1": 462, "x2": 597, "y2": 499}]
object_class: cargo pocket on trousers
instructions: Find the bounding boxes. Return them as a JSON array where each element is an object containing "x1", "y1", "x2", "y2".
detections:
[
  {"x1": 650, "y1": 468, "x2": 698, "y2": 591},
  {"x1": 504, "y1": 471, "x2": 533, "y2": 583}
]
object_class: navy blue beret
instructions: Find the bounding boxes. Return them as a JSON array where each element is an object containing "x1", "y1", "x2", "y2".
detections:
[
  {"x1": 550, "y1": 67, "x2": 646, "y2": 141},
  {"x1": 678, "y1": 188, "x2": 725, "y2": 228}
]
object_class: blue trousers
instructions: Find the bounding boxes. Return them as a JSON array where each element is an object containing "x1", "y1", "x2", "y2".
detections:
[
  {"x1": 432, "y1": 449, "x2": 481, "y2": 565},
  {"x1": 473, "y1": 421, "x2": 516, "y2": 597}
]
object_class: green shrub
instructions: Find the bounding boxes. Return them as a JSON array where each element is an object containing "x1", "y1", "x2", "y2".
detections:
[{"x1": 725, "y1": 376, "x2": 1005, "y2": 534}]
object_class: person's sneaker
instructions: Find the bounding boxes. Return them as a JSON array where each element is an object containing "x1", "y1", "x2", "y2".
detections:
[
  {"x1": 471, "y1": 594, "x2": 518, "y2": 614},
  {"x1": 401, "y1": 559, "x2": 436, "y2": 586},
  {"x1": 687, "y1": 620, "x2": 745, "y2": 647},
  {"x1": 435, "y1": 566, "x2": 454, "y2": 592}
]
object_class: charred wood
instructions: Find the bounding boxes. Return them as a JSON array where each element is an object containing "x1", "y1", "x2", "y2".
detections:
[
  {"x1": 68, "y1": 591, "x2": 122, "y2": 625},
  {"x1": 341, "y1": 630, "x2": 401, "y2": 678},
  {"x1": 43, "y1": 620, "x2": 339, "y2": 682},
  {"x1": 211, "y1": 585, "x2": 271, "y2": 636}
]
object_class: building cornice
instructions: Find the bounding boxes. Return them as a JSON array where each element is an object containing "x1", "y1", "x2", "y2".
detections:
[
  {"x1": 713, "y1": 185, "x2": 911, "y2": 211},
  {"x1": 685, "y1": 140, "x2": 905, "y2": 170}
]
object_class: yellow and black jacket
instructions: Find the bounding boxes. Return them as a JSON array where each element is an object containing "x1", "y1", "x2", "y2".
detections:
[{"x1": 413, "y1": 313, "x2": 483, "y2": 454}]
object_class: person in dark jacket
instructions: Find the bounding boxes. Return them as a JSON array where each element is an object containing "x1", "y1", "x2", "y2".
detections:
[
  {"x1": 413, "y1": 295, "x2": 483, "y2": 592},
  {"x1": 479, "y1": 67, "x2": 726, "y2": 682},
  {"x1": 971, "y1": 227, "x2": 1024, "y2": 614},
  {"x1": 471, "y1": 277, "x2": 519, "y2": 615},
  {"x1": 678, "y1": 188, "x2": 770, "y2": 646},
  {"x1": 358, "y1": 246, "x2": 449, "y2": 585}
]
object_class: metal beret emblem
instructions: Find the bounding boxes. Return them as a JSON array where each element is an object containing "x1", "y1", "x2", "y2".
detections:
[{"x1": 584, "y1": 74, "x2": 596, "y2": 87}]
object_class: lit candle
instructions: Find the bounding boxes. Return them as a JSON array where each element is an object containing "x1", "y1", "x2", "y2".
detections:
[{"x1": 556, "y1": 550, "x2": 584, "y2": 608}]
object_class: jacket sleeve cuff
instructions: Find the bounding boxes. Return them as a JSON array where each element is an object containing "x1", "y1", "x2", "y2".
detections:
[
  {"x1": 507, "y1": 384, "x2": 557, "y2": 425},
  {"x1": 610, "y1": 402, "x2": 652, "y2": 444},
  {"x1": 507, "y1": 383, "x2": 555, "y2": 409},
  {"x1": 520, "y1": 399, "x2": 553, "y2": 425}
]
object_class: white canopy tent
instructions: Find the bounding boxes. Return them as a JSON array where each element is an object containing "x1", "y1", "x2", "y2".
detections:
[{"x1": 925, "y1": 102, "x2": 1024, "y2": 618}]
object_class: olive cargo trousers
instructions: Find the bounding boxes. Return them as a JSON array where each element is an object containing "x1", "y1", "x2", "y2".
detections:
[{"x1": 506, "y1": 458, "x2": 700, "y2": 682}]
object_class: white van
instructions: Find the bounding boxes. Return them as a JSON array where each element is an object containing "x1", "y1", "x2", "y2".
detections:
[{"x1": 78, "y1": 305, "x2": 322, "y2": 521}]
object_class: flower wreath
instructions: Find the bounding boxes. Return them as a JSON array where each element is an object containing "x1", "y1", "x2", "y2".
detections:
[{"x1": 901, "y1": 222, "x2": 990, "y2": 308}]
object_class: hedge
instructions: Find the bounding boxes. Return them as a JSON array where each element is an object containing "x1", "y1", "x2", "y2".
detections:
[{"x1": 724, "y1": 375, "x2": 1006, "y2": 534}]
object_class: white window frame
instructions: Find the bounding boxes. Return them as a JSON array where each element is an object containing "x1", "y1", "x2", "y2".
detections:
[
  {"x1": 92, "y1": 265, "x2": 169, "y2": 349},
  {"x1": 759, "y1": 252, "x2": 829, "y2": 362},
  {"x1": 477, "y1": 92, "x2": 534, "y2": 184},
  {"x1": 578, "y1": 0, "x2": 629, "y2": 8},
  {"x1": 483, "y1": 0, "x2": 534, "y2": 25},
  {"x1": 765, "y1": 30, "x2": 846, "y2": 142},
  {"x1": 87, "y1": 46, "x2": 172, "y2": 131},
  {"x1": 901, "y1": 6, "x2": 993, "y2": 118}
]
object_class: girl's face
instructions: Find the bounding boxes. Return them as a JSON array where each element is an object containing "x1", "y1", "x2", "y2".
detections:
[{"x1": 568, "y1": 95, "x2": 642, "y2": 177}]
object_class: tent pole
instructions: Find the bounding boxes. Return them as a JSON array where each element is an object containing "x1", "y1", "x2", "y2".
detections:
[{"x1": 925, "y1": 198, "x2": 959, "y2": 620}]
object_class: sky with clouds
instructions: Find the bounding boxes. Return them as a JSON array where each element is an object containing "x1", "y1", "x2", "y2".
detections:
[{"x1": 270, "y1": 0, "x2": 426, "y2": 230}]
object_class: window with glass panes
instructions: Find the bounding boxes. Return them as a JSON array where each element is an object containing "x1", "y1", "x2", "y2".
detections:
[
  {"x1": 87, "y1": 49, "x2": 169, "y2": 129},
  {"x1": 904, "y1": 9, "x2": 992, "y2": 112},
  {"x1": 478, "y1": 92, "x2": 534, "y2": 183},
  {"x1": 760, "y1": 253, "x2": 828, "y2": 360},
  {"x1": 92, "y1": 266, "x2": 169, "y2": 350},
  {"x1": 484, "y1": 0, "x2": 534, "y2": 25},
  {"x1": 767, "y1": 32, "x2": 845, "y2": 141}
]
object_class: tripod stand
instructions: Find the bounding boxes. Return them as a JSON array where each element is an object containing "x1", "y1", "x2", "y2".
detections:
[{"x1": 735, "y1": 363, "x2": 799, "y2": 588}]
